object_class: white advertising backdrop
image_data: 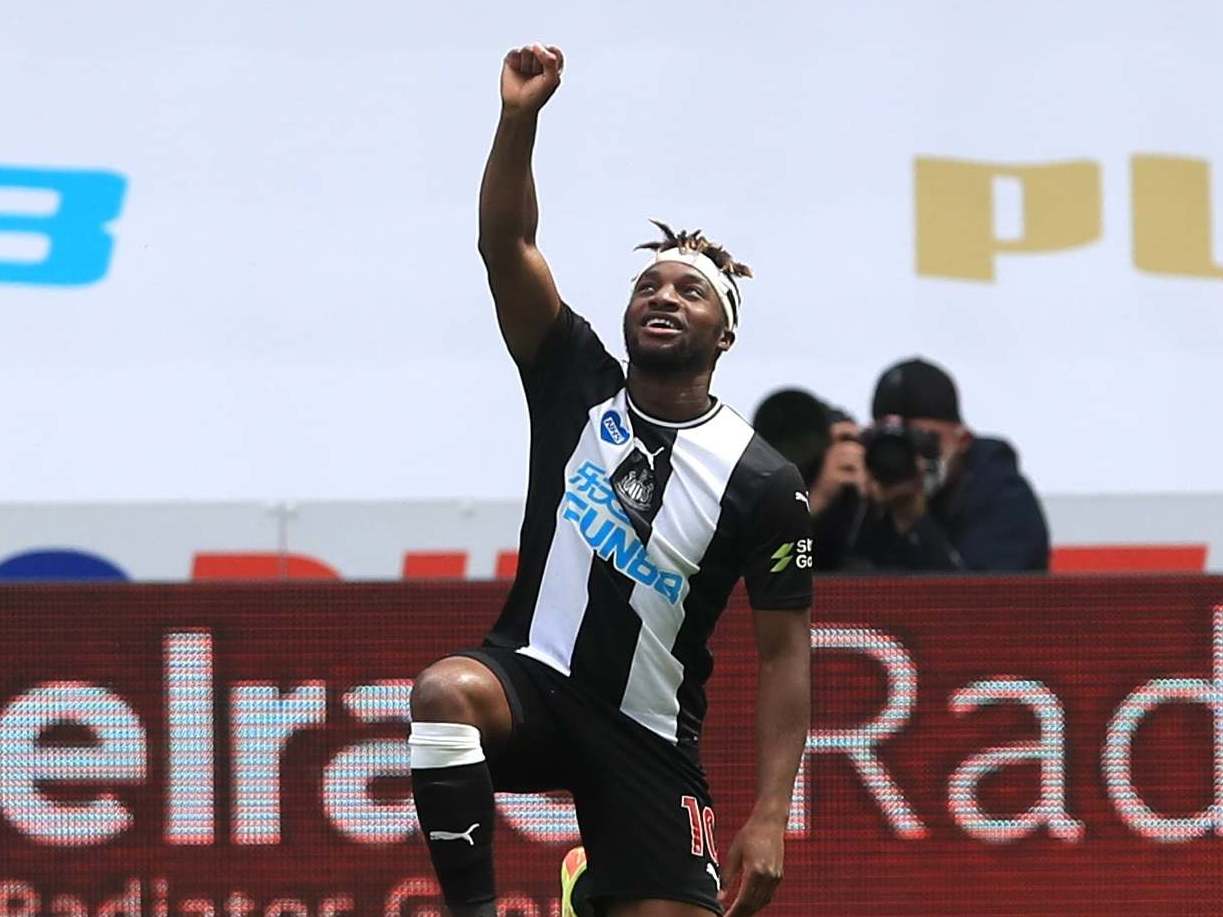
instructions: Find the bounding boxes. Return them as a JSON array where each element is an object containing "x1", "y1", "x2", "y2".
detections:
[{"x1": 0, "y1": 0, "x2": 1220, "y2": 503}]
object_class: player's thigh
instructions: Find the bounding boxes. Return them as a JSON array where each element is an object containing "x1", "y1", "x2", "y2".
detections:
[{"x1": 449, "y1": 648, "x2": 574, "y2": 792}]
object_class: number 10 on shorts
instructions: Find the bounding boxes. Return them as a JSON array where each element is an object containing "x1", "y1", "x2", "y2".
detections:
[{"x1": 681, "y1": 796, "x2": 719, "y2": 863}]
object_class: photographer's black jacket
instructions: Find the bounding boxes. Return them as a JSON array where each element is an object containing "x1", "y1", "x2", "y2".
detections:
[{"x1": 825, "y1": 436, "x2": 1049, "y2": 573}]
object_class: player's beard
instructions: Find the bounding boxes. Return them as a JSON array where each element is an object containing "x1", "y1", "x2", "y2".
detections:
[{"x1": 624, "y1": 325, "x2": 715, "y2": 376}]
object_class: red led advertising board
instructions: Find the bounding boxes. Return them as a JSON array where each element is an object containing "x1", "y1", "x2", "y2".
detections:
[{"x1": 1, "y1": 577, "x2": 1221, "y2": 915}]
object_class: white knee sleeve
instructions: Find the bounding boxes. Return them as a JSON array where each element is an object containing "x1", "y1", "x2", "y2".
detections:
[{"x1": 409, "y1": 721, "x2": 485, "y2": 770}]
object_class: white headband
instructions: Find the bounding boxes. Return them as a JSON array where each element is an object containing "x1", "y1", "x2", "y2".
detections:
[{"x1": 636, "y1": 249, "x2": 741, "y2": 333}]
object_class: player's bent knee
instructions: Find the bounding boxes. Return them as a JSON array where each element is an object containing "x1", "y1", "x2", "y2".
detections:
[{"x1": 412, "y1": 657, "x2": 509, "y2": 736}]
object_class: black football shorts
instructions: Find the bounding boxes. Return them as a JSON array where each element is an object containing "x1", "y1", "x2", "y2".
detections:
[{"x1": 457, "y1": 646, "x2": 724, "y2": 915}]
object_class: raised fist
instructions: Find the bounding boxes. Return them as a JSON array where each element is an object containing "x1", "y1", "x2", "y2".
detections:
[{"x1": 501, "y1": 43, "x2": 564, "y2": 114}]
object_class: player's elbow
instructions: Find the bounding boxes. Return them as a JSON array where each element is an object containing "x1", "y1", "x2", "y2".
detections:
[
  {"x1": 754, "y1": 609, "x2": 813, "y2": 665},
  {"x1": 476, "y1": 233, "x2": 495, "y2": 265},
  {"x1": 478, "y1": 232, "x2": 518, "y2": 269},
  {"x1": 759, "y1": 639, "x2": 810, "y2": 676}
]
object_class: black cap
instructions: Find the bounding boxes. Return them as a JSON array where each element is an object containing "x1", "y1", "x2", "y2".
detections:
[{"x1": 871, "y1": 358, "x2": 961, "y2": 422}]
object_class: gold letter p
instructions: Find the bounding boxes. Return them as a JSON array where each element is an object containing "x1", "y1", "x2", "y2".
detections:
[{"x1": 915, "y1": 158, "x2": 1101, "y2": 281}]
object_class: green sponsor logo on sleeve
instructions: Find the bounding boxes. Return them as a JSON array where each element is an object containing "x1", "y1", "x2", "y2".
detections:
[{"x1": 770, "y1": 542, "x2": 794, "y2": 573}]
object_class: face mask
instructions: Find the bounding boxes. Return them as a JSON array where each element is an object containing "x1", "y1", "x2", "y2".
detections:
[{"x1": 922, "y1": 455, "x2": 946, "y2": 499}]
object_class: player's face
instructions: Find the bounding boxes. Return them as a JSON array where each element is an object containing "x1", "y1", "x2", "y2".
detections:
[{"x1": 623, "y1": 262, "x2": 734, "y2": 373}]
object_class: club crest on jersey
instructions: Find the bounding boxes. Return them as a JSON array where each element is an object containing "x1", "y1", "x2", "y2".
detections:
[
  {"x1": 599, "y1": 410, "x2": 630, "y2": 445},
  {"x1": 615, "y1": 466, "x2": 655, "y2": 512}
]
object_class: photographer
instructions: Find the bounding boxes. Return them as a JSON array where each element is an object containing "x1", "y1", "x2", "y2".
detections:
[
  {"x1": 752, "y1": 390, "x2": 865, "y2": 571},
  {"x1": 852, "y1": 358, "x2": 1050, "y2": 572}
]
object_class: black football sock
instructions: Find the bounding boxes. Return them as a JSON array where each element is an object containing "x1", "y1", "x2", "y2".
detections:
[{"x1": 410, "y1": 723, "x2": 497, "y2": 916}]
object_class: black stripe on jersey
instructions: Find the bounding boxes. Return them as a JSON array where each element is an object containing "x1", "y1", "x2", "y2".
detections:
[
  {"x1": 610, "y1": 421, "x2": 676, "y2": 545},
  {"x1": 568, "y1": 423, "x2": 678, "y2": 704},
  {"x1": 672, "y1": 432, "x2": 780, "y2": 746},
  {"x1": 671, "y1": 529, "x2": 737, "y2": 747},
  {"x1": 568, "y1": 555, "x2": 641, "y2": 702}
]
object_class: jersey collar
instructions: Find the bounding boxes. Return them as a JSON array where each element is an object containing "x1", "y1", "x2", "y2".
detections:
[{"x1": 626, "y1": 392, "x2": 723, "y2": 429}]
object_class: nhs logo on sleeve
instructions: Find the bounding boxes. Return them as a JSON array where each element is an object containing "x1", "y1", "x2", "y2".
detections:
[{"x1": 600, "y1": 410, "x2": 629, "y2": 445}]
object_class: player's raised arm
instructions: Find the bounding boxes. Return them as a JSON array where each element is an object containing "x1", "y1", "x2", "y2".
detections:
[{"x1": 478, "y1": 43, "x2": 565, "y2": 368}]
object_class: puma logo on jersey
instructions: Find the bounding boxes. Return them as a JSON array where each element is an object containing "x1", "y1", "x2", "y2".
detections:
[
  {"x1": 429, "y1": 823, "x2": 480, "y2": 846},
  {"x1": 706, "y1": 862, "x2": 722, "y2": 892},
  {"x1": 633, "y1": 438, "x2": 666, "y2": 470},
  {"x1": 794, "y1": 491, "x2": 809, "y2": 508}
]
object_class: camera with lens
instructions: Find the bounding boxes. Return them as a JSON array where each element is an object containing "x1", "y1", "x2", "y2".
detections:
[{"x1": 858, "y1": 420, "x2": 942, "y2": 493}]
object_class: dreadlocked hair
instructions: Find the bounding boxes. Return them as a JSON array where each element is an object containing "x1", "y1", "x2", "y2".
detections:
[{"x1": 634, "y1": 219, "x2": 753, "y2": 280}]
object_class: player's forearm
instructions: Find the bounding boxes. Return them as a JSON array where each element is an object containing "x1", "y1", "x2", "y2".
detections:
[
  {"x1": 750, "y1": 639, "x2": 811, "y2": 825},
  {"x1": 478, "y1": 110, "x2": 541, "y2": 260}
]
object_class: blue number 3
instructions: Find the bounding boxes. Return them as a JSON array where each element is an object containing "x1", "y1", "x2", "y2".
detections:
[{"x1": 0, "y1": 166, "x2": 126, "y2": 286}]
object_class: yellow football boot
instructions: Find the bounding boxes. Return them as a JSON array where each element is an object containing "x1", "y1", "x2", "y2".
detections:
[{"x1": 559, "y1": 845, "x2": 588, "y2": 917}]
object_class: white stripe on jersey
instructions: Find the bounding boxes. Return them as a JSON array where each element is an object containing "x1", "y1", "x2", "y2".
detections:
[
  {"x1": 618, "y1": 409, "x2": 755, "y2": 741},
  {"x1": 519, "y1": 391, "x2": 635, "y2": 675}
]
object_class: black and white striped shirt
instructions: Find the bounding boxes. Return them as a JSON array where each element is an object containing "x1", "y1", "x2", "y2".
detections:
[{"x1": 487, "y1": 305, "x2": 812, "y2": 748}]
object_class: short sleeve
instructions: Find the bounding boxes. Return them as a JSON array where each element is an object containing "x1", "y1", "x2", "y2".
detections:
[
  {"x1": 518, "y1": 303, "x2": 622, "y2": 409},
  {"x1": 742, "y1": 463, "x2": 814, "y2": 611}
]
